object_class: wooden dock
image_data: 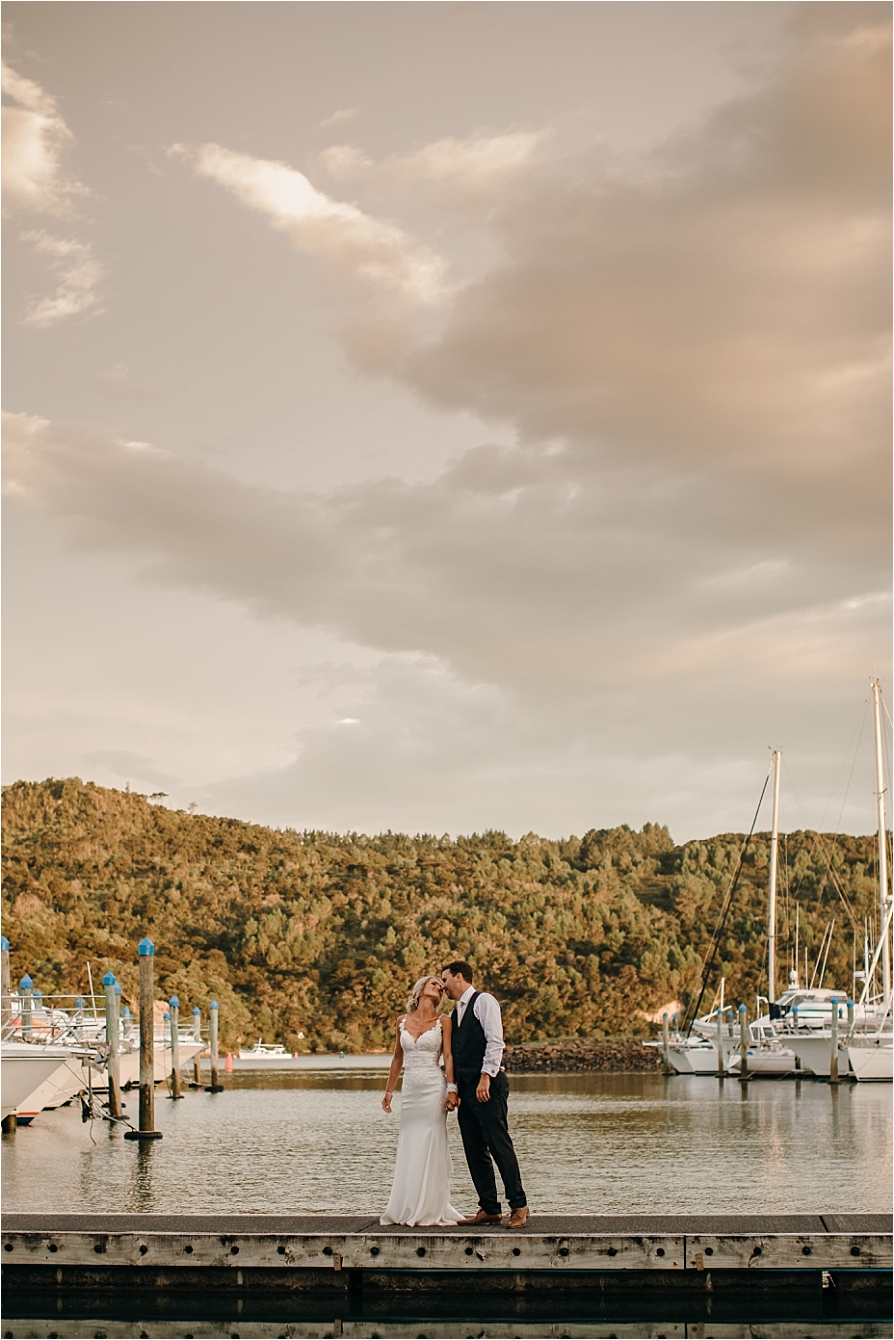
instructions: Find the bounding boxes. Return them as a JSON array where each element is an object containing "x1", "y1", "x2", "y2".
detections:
[{"x1": 3, "y1": 1212, "x2": 890, "y2": 1291}]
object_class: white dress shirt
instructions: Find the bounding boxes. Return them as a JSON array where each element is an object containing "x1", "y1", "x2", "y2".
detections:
[{"x1": 456, "y1": 985, "x2": 505, "y2": 1077}]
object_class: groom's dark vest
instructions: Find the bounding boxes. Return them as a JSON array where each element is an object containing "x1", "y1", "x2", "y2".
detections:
[{"x1": 452, "y1": 991, "x2": 488, "y2": 1081}]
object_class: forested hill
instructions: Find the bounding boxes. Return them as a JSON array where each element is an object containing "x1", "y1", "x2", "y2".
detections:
[{"x1": 1, "y1": 778, "x2": 880, "y2": 1051}]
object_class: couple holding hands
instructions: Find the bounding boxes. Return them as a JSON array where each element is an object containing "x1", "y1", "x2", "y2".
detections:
[{"x1": 380, "y1": 961, "x2": 528, "y2": 1229}]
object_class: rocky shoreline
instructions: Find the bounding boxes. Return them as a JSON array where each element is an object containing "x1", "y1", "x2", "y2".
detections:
[{"x1": 503, "y1": 1037, "x2": 663, "y2": 1073}]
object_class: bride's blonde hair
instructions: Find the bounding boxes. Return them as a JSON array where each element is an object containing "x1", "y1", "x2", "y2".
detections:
[{"x1": 406, "y1": 975, "x2": 442, "y2": 1013}]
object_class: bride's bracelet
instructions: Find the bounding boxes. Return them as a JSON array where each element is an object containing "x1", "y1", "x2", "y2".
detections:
[{"x1": 384, "y1": 1090, "x2": 394, "y2": 1097}]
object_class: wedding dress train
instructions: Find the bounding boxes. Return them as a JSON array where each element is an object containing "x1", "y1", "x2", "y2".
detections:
[{"x1": 380, "y1": 1017, "x2": 462, "y2": 1226}]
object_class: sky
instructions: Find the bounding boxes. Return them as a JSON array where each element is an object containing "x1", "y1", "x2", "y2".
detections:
[{"x1": 2, "y1": 2, "x2": 891, "y2": 842}]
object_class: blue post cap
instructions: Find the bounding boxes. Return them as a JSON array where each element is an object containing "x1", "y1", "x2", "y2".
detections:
[
  {"x1": 1, "y1": 936, "x2": 9, "y2": 951},
  {"x1": 209, "y1": 1000, "x2": 218, "y2": 1010},
  {"x1": 193, "y1": 1006, "x2": 201, "y2": 1015},
  {"x1": 138, "y1": 937, "x2": 155, "y2": 956},
  {"x1": 662, "y1": 1011, "x2": 668, "y2": 1018},
  {"x1": 847, "y1": 999, "x2": 854, "y2": 1006},
  {"x1": 163, "y1": 1012, "x2": 170, "y2": 1020},
  {"x1": 114, "y1": 983, "x2": 122, "y2": 995},
  {"x1": 739, "y1": 1003, "x2": 746, "y2": 1011},
  {"x1": 75, "y1": 996, "x2": 85, "y2": 1007},
  {"x1": 122, "y1": 1004, "x2": 132, "y2": 1016},
  {"x1": 102, "y1": 971, "x2": 117, "y2": 986},
  {"x1": 33, "y1": 988, "x2": 43, "y2": 998},
  {"x1": 19, "y1": 974, "x2": 33, "y2": 989},
  {"x1": 169, "y1": 995, "x2": 179, "y2": 1007}
]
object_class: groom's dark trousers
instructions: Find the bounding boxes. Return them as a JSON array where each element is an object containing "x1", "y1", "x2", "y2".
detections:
[{"x1": 457, "y1": 1072, "x2": 526, "y2": 1214}]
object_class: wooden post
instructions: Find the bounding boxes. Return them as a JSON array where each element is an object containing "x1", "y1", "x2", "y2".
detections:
[
  {"x1": 738, "y1": 1003, "x2": 749, "y2": 1080},
  {"x1": 1, "y1": 937, "x2": 11, "y2": 1032},
  {"x1": 20, "y1": 974, "x2": 33, "y2": 1041},
  {"x1": 846, "y1": 998, "x2": 854, "y2": 1039},
  {"x1": 124, "y1": 937, "x2": 162, "y2": 1140},
  {"x1": 716, "y1": 1004, "x2": 724, "y2": 1077},
  {"x1": 102, "y1": 972, "x2": 123, "y2": 1119},
  {"x1": 829, "y1": 995, "x2": 840, "y2": 1086},
  {"x1": 168, "y1": 996, "x2": 183, "y2": 1099},
  {"x1": 192, "y1": 1007, "x2": 202, "y2": 1085},
  {"x1": 205, "y1": 1000, "x2": 223, "y2": 1092},
  {"x1": 662, "y1": 1012, "x2": 671, "y2": 1074}
]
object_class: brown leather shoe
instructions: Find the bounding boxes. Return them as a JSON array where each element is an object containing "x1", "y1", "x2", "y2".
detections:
[
  {"x1": 458, "y1": 1209, "x2": 502, "y2": 1225},
  {"x1": 508, "y1": 1206, "x2": 530, "y2": 1229}
]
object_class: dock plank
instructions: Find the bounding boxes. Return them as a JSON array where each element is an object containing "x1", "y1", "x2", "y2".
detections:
[{"x1": 3, "y1": 1214, "x2": 890, "y2": 1279}]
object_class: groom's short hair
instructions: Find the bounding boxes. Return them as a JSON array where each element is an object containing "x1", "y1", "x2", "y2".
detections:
[{"x1": 443, "y1": 960, "x2": 474, "y2": 983}]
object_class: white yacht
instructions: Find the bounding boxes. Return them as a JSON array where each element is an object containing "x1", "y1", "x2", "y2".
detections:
[
  {"x1": 238, "y1": 1038, "x2": 291, "y2": 1061},
  {"x1": 2, "y1": 1041, "x2": 75, "y2": 1120}
]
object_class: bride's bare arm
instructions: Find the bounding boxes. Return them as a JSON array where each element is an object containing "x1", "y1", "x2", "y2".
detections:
[
  {"x1": 382, "y1": 1018, "x2": 404, "y2": 1113},
  {"x1": 441, "y1": 1014, "x2": 458, "y2": 1109}
]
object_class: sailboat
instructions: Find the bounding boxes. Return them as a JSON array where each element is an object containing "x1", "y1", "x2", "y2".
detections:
[{"x1": 745, "y1": 681, "x2": 893, "y2": 1081}]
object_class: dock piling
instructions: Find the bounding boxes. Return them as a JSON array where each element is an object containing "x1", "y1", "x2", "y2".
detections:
[
  {"x1": 168, "y1": 996, "x2": 183, "y2": 1099},
  {"x1": 1, "y1": 937, "x2": 11, "y2": 1033},
  {"x1": 124, "y1": 938, "x2": 162, "y2": 1140},
  {"x1": 0, "y1": 940, "x2": 12, "y2": 1132},
  {"x1": 716, "y1": 1003, "x2": 724, "y2": 1077},
  {"x1": 829, "y1": 995, "x2": 840, "y2": 1085},
  {"x1": 192, "y1": 1007, "x2": 202, "y2": 1085},
  {"x1": 205, "y1": 1000, "x2": 223, "y2": 1092},
  {"x1": 19, "y1": 975, "x2": 33, "y2": 1041},
  {"x1": 661, "y1": 1012, "x2": 671, "y2": 1073},
  {"x1": 738, "y1": 1003, "x2": 749, "y2": 1079},
  {"x1": 102, "y1": 972, "x2": 123, "y2": 1119}
]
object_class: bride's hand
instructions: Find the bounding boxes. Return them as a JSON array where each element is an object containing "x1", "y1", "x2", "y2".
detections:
[{"x1": 382, "y1": 1092, "x2": 393, "y2": 1113}]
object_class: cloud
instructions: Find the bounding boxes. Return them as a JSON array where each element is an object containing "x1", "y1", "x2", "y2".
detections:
[
  {"x1": 1, "y1": 61, "x2": 86, "y2": 215},
  {"x1": 381, "y1": 130, "x2": 547, "y2": 191},
  {"x1": 172, "y1": 142, "x2": 447, "y2": 301},
  {"x1": 318, "y1": 106, "x2": 361, "y2": 129},
  {"x1": 395, "y1": 12, "x2": 891, "y2": 495},
  {"x1": 20, "y1": 230, "x2": 103, "y2": 326},
  {"x1": 318, "y1": 144, "x2": 374, "y2": 182},
  {"x1": 320, "y1": 131, "x2": 546, "y2": 194},
  {"x1": 3, "y1": 407, "x2": 887, "y2": 753},
  {"x1": 3, "y1": 64, "x2": 102, "y2": 323},
  {"x1": 3, "y1": 8, "x2": 889, "y2": 832}
]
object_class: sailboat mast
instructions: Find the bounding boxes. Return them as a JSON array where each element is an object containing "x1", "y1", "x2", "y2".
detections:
[
  {"x1": 871, "y1": 679, "x2": 890, "y2": 1001},
  {"x1": 767, "y1": 749, "x2": 781, "y2": 1003}
]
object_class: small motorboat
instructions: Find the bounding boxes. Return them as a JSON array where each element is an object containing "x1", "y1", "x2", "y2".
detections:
[{"x1": 238, "y1": 1038, "x2": 290, "y2": 1061}]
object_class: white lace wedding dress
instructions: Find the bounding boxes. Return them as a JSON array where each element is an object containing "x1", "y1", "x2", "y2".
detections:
[{"x1": 380, "y1": 1016, "x2": 462, "y2": 1226}]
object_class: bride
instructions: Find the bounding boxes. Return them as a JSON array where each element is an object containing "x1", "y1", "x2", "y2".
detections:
[{"x1": 380, "y1": 975, "x2": 462, "y2": 1226}]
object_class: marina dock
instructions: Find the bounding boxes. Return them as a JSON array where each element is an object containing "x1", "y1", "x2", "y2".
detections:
[{"x1": 3, "y1": 1212, "x2": 890, "y2": 1294}]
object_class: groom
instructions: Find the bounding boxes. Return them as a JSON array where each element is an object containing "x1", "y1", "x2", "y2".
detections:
[{"x1": 441, "y1": 960, "x2": 529, "y2": 1229}]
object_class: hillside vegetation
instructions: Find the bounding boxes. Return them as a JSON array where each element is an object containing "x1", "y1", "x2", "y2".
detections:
[{"x1": 1, "y1": 779, "x2": 881, "y2": 1051}]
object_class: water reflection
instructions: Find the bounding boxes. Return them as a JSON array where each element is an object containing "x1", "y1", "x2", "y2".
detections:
[{"x1": 3, "y1": 1072, "x2": 891, "y2": 1216}]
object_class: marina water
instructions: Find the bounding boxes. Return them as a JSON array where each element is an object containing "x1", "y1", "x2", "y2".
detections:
[{"x1": 4, "y1": 1068, "x2": 891, "y2": 1216}]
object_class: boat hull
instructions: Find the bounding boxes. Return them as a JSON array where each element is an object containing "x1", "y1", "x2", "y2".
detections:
[
  {"x1": 117, "y1": 1038, "x2": 204, "y2": 1086},
  {"x1": 15, "y1": 1057, "x2": 90, "y2": 1120},
  {"x1": 2, "y1": 1044, "x2": 74, "y2": 1118},
  {"x1": 846, "y1": 1042, "x2": 893, "y2": 1081}
]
